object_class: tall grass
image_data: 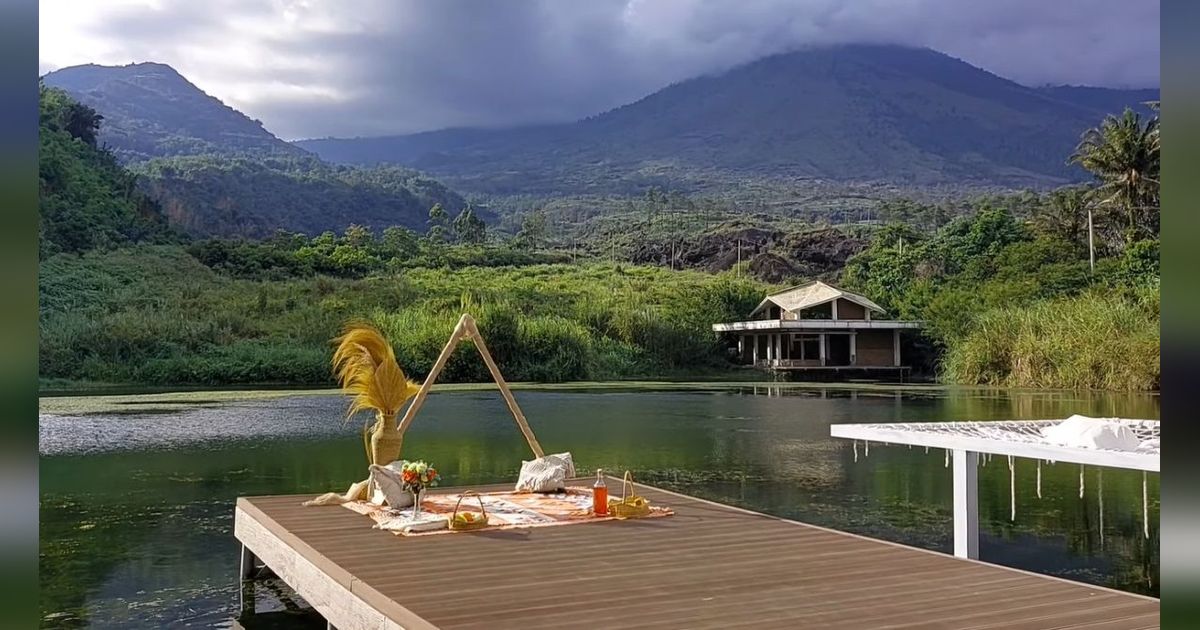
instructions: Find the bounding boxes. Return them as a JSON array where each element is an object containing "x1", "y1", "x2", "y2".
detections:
[
  {"x1": 39, "y1": 246, "x2": 769, "y2": 386},
  {"x1": 941, "y1": 288, "x2": 1159, "y2": 391}
]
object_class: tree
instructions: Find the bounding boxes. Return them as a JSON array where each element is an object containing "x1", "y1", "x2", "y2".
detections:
[
  {"x1": 39, "y1": 85, "x2": 103, "y2": 146},
  {"x1": 427, "y1": 203, "x2": 449, "y2": 242},
  {"x1": 381, "y1": 226, "x2": 419, "y2": 259},
  {"x1": 64, "y1": 102, "x2": 104, "y2": 147},
  {"x1": 342, "y1": 224, "x2": 372, "y2": 247},
  {"x1": 515, "y1": 210, "x2": 548, "y2": 249},
  {"x1": 1032, "y1": 186, "x2": 1091, "y2": 252},
  {"x1": 1069, "y1": 108, "x2": 1160, "y2": 245},
  {"x1": 452, "y1": 205, "x2": 487, "y2": 244}
]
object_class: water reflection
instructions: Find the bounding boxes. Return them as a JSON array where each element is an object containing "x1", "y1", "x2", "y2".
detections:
[{"x1": 39, "y1": 385, "x2": 1159, "y2": 627}]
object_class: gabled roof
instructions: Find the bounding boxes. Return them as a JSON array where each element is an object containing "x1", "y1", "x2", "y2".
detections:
[{"x1": 748, "y1": 281, "x2": 886, "y2": 317}]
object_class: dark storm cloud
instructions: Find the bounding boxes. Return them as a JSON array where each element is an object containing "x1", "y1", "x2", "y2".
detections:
[{"x1": 49, "y1": 0, "x2": 1160, "y2": 139}]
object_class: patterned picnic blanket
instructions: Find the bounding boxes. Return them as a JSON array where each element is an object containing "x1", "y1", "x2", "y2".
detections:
[{"x1": 342, "y1": 486, "x2": 673, "y2": 536}]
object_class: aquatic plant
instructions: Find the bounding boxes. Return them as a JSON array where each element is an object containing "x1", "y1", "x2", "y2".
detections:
[{"x1": 332, "y1": 323, "x2": 420, "y2": 465}]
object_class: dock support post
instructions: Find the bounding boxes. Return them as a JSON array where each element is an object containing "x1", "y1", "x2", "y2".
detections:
[
  {"x1": 239, "y1": 544, "x2": 257, "y2": 617},
  {"x1": 952, "y1": 450, "x2": 979, "y2": 559}
]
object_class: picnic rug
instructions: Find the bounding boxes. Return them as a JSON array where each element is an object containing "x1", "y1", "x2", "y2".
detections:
[{"x1": 342, "y1": 486, "x2": 673, "y2": 536}]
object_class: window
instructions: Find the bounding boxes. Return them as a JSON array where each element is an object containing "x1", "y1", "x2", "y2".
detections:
[
  {"x1": 801, "y1": 336, "x2": 820, "y2": 359},
  {"x1": 799, "y1": 303, "x2": 832, "y2": 319}
]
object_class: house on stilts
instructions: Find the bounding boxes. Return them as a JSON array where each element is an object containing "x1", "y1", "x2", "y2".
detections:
[{"x1": 712, "y1": 280, "x2": 922, "y2": 380}]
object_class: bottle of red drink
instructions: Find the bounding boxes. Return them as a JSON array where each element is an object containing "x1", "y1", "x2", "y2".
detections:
[{"x1": 593, "y1": 469, "x2": 608, "y2": 516}]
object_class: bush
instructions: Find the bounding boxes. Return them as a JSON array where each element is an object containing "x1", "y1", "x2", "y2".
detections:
[
  {"x1": 942, "y1": 289, "x2": 1159, "y2": 390},
  {"x1": 40, "y1": 248, "x2": 773, "y2": 387}
]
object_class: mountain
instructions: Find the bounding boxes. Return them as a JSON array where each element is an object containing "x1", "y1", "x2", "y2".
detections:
[
  {"x1": 297, "y1": 45, "x2": 1159, "y2": 194},
  {"x1": 42, "y1": 62, "x2": 309, "y2": 161},
  {"x1": 1035, "y1": 86, "x2": 1159, "y2": 115},
  {"x1": 41, "y1": 62, "x2": 468, "y2": 237}
]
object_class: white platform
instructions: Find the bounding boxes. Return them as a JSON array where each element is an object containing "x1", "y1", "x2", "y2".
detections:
[
  {"x1": 830, "y1": 418, "x2": 1160, "y2": 560},
  {"x1": 831, "y1": 419, "x2": 1159, "y2": 472}
]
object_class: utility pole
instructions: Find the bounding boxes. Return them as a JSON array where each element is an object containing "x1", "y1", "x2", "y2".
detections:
[
  {"x1": 1087, "y1": 204, "x2": 1095, "y2": 274},
  {"x1": 737, "y1": 239, "x2": 742, "y2": 277}
]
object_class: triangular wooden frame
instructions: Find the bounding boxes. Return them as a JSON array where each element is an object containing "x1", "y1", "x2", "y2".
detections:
[{"x1": 396, "y1": 313, "x2": 545, "y2": 458}]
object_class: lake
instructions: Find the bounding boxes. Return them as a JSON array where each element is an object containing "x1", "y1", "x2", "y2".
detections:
[{"x1": 39, "y1": 384, "x2": 1160, "y2": 628}]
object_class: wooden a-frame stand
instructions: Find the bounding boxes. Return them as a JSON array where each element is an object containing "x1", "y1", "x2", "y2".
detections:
[
  {"x1": 303, "y1": 313, "x2": 545, "y2": 506},
  {"x1": 398, "y1": 313, "x2": 545, "y2": 458}
]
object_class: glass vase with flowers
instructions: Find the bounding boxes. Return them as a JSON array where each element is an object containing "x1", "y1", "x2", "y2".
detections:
[{"x1": 400, "y1": 461, "x2": 440, "y2": 520}]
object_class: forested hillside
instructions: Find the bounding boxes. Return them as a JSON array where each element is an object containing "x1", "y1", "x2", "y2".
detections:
[
  {"x1": 41, "y1": 64, "x2": 470, "y2": 237},
  {"x1": 133, "y1": 155, "x2": 466, "y2": 237},
  {"x1": 38, "y1": 86, "x2": 176, "y2": 256},
  {"x1": 41, "y1": 62, "x2": 306, "y2": 161}
]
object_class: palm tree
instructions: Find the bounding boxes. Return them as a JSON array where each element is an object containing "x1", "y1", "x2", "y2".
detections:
[{"x1": 1069, "y1": 108, "x2": 1160, "y2": 245}]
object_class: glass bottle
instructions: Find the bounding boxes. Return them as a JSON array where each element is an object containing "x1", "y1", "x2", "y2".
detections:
[{"x1": 593, "y1": 469, "x2": 608, "y2": 516}]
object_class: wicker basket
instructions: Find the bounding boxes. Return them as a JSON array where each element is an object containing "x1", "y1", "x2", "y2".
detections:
[
  {"x1": 448, "y1": 491, "x2": 490, "y2": 531},
  {"x1": 607, "y1": 471, "x2": 652, "y2": 519}
]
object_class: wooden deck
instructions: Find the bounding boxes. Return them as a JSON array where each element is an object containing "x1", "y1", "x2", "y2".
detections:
[{"x1": 235, "y1": 480, "x2": 1159, "y2": 629}]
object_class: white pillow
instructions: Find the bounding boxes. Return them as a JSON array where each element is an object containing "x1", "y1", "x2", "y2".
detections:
[
  {"x1": 369, "y1": 461, "x2": 415, "y2": 507},
  {"x1": 1041, "y1": 415, "x2": 1139, "y2": 451},
  {"x1": 515, "y1": 452, "x2": 575, "y2": 493}
]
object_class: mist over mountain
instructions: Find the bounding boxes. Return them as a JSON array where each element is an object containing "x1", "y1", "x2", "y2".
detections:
[{"x1": 297, "y1": 45, "x2": 1158, "y2": 195}]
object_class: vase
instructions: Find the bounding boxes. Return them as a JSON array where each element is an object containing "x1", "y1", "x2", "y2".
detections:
[
  {"x1": 410, "y1": 488, "x2": 424, "y2": 520},
  {"x1": 370, "y1": 411, "x2": 402, "y2": 465}
]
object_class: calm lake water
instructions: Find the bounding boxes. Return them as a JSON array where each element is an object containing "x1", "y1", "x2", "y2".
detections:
[{"x1": 39, "y1": 385, "x2": 1160, "y2": 628}]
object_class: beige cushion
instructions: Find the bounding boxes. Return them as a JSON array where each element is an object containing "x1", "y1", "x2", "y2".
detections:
[
  {"x1": 515, "y1": 452, "x2": 575, "y2": 493},
  {"x1": 369, "y1": 461, "x2": 415, "y2": 507}
]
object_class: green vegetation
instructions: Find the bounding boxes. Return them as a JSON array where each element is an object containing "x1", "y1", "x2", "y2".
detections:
[
  {"x1": 186, "y1": 224, "x2": 571, "y2": 278},
  {"x1": 133, "y1": 154, "x2": 466, "y2": 238},
  {"x1": 38, "y1": 86, "x2": 176, "y2": 256},
  {"x1": 37, "y1": 74, "x2": 1161, "y2": 392},
  {"x1": 839, "y1": 104, "x2": 1160, "y2": 390},
  {"x1": 1069, "y1": 107, "x2": 1160, "y2": 244},
  {"x1": 942, "y1": 289, "x2": 1159, "y2": 390},
  {"x1": 39, "y1": 245, "x2": 768, "y2": 386}
]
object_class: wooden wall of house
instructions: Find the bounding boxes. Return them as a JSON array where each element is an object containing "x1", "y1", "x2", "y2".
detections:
[
  {"x1": 856, "y1": 330, "x2": 896, "y2": 366},
  {"x1": 836, "y1": 299, "x2": 867, "y2": 320}
]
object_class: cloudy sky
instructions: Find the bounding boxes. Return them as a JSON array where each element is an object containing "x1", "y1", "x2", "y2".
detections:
[{"x1": 39, "y1": 0, "x2": 1160, "y2": 140}]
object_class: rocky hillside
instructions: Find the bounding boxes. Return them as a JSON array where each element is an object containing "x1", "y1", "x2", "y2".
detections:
[{"x1": 629, "y1": 225, "x2": 869, "y2": 283}]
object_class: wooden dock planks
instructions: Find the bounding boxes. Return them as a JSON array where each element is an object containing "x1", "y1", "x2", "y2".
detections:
[{"x1": 235, "y1": 480, "x2": 1159, "y2": 629}]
